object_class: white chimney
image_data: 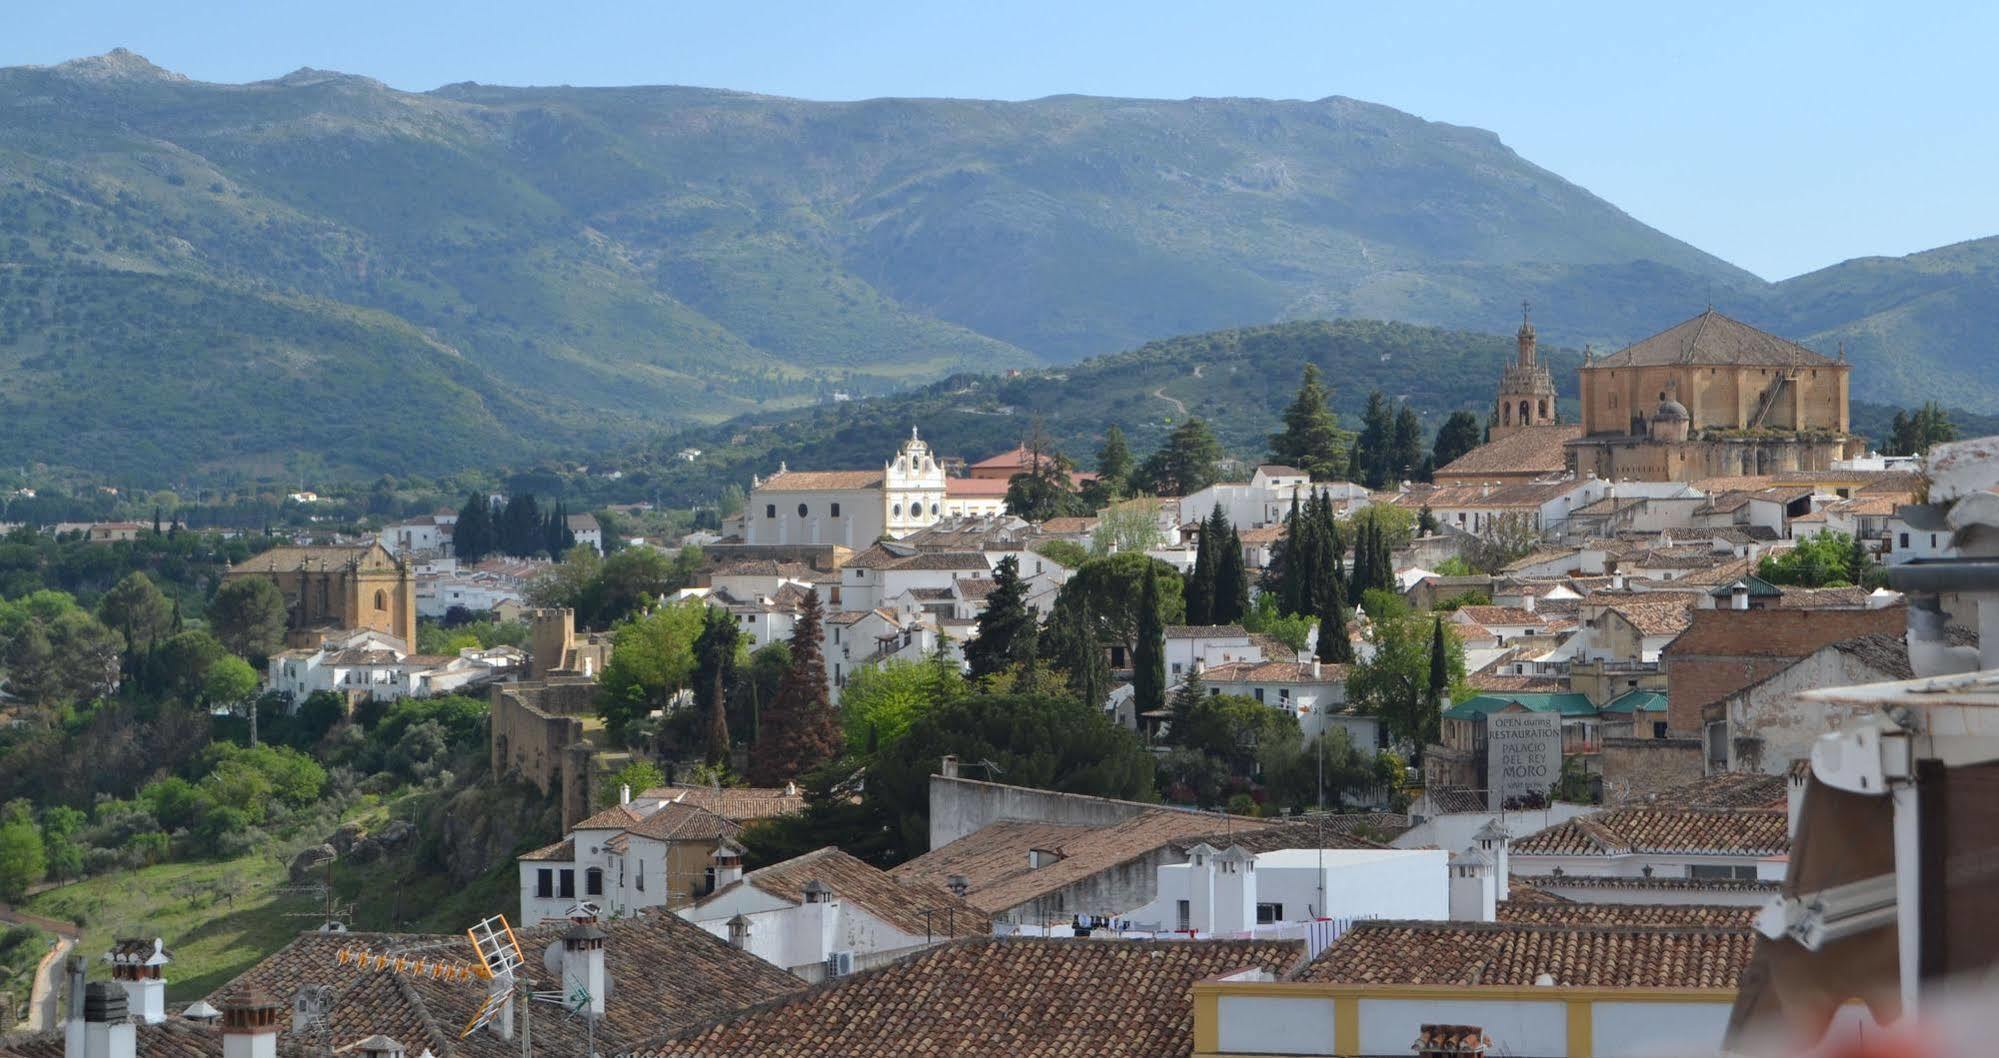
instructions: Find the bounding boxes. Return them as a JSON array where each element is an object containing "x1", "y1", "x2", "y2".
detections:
[
  {"x1": 560, "y1": 918, "x2": 609, "y2": 1018},
  {"x1": 1210, "y1": 846, "x2": 1258, "y2": 934},
  {"x1": 1474, "y1": 819, "x2": 1512, "y2": 900},
  {"x1": 1448, "y1": 847, "x2": 1496, "y2": 923},
  {"x1": 800, "y1": 880, "x2": 839, "y2": 964},
  {"x1": 939, "y1": 755, "x2": 960, "y2": 779},
  {"x1": 726, "y1": 913, "x2": 752, "y2": 950},
  {"x1": 1521, "y1": 592, "x2": 1536, "y2": 614},
  {"x1": 1730, "y1": 582, "x2": 1751, "y2": 611},
  {"x1": 712, "y1": 838, "x2": 747, "y2": 890},
  {"x1": 106, "y1": 938, "x2": 170, "y2": 1024},
  {"x1": 1310, "y1": 658, "x2": 1322, "y2": 680},
  {"x1": 352, "y1": 1035, "x2": 407, "y2": 1058},
  {"x1": 81, "y1": 984, "x2": 135, "y2": 1058},
  {"x1": 63, "y1": 957, "x2": 86, "y2": 1058},
  {"x1": 219, "y1": 988, "x2": 282, "y2": 1058},
  {"x1": 1183, "y1": 843, "x2": 1218, "y2": 934},
  {"x1": 619, "y1": 784, "x2": 631, "y2": 805}
]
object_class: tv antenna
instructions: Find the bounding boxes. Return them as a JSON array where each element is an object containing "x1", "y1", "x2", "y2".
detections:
[
  {"x1": 334, "y1": 914, "x2": 526, "y2": 1043},
  {"x1": 275, "y1": 861, "x2": 354, "y2": 933}
]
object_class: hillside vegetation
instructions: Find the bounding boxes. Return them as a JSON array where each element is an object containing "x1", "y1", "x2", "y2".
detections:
[{"x1": 3, "y1": 50, "x2": 1992, "y2": 482}]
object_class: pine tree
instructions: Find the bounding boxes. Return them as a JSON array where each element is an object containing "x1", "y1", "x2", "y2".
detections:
[
  {"x1": 1354, "y1": 391, "x2": 1396, "y2": 489},
  {"x1": 1167, "y1": 668, "x2": 1207, "y2": 745},
  {"x1": 749, "y1": 589, "x2": 841, "y2": 784},
  {"x1": 1432, "y1": 411, "x2": 1485, "y2": 471},
  {"x1": 454, "y1": 492, "x2": 492, "y2": 563},
  {"x1": 1268, "y1": 364, "x2": 1350, "y2": 479},
  {"x1": 1132, "y1": 568, "x2": 1166, "y2": 718},
  {"x1": 966, "y1": 555, "x2": 1039, "y2": 679},
  {"x1": 1044, "y1": 598, "x2": 1109, "y2": 710},
  {"x1": 1391, "y1": 405, "x2": 1425, "y2": 485},
  {"x1": 1417, "y1": 506, "x2": 1439, "y2": 537},
  {"x1": 1216, "y1": 527, "x2": 1249, "y2": 625},
  {"x1": 1317, "y1": 581, "x2": 1356, "y2": 664}
]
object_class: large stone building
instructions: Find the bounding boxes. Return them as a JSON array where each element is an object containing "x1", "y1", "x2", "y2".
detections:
[
  {"x1": 1566, "y1": 309, "x2": 1861, "y2": 482},
  {"x1": 743, "y1": 430, "x2": 1007, "y2": 547},
  {"x1": 223, "y1": 542, "x2": 416, "y2": 648}
]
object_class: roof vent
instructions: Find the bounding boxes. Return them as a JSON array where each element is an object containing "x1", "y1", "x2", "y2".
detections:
[{"x1": 946, "y1": 874, "x2": 970, "y2": 898}]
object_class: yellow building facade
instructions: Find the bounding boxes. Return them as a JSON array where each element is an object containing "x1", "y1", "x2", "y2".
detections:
[
  {"x1": 224, "y1": 542, "x2": 416, "y2": 648},
  {"x1": 1566, "y1": 309, "x2": 1860, "y2": 482}
]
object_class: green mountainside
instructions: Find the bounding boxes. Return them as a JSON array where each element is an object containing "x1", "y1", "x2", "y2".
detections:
[{"x1": 0, "y1": 50, "x2": 1992, "y2": 482}]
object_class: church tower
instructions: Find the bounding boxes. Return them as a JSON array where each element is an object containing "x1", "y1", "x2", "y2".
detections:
[{"x1": 1492, "y1": 302, "x2": 1558, "y2": 439}]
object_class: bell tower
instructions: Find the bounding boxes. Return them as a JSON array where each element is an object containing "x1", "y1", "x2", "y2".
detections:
[{"x1": 1492, "y1": 301, "x2": 1558, "y2": 439}]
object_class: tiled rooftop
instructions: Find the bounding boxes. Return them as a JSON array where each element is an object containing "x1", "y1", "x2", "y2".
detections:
[
  {"x1": 711, "y1": 846, "x2": 989, "y2": 939},
  {"x1": 1511, "y1": 808, "x2": 1789, "y2": 857},
  {"x1": 1296, "y1": 919, "x2": 1753, "y2": 988}
]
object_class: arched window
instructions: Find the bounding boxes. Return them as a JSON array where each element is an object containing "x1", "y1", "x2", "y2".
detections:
[
  {"x1": 930, "y1": 503, "x2": 940, "y2": 516},
  {"x1": 893, "y1": 503, "x2": 902, "y2": 516},
  {"x1": 1518, "y1": 400, "x2": 1530, "y2": 424},
  {"x1": 1503, "y1": 402, "x2": 1512, "y2": 425},
  {"x1": 373, "y1": 589, "x2": 387, "y2": 611},
  {"x1": 1539, "y1": 399, "x2": 1549, "y2": 419},
  {"x1": 797, "y1": 503, "x2": 808, "y2": 518}
]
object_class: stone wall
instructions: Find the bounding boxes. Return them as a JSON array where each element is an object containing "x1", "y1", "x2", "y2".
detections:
[
  {"x1": 491, "y1": 679, "x2": 601, "y2": 827},
  {"x1": 1600, "y1": 737, "x2": 1703, "y2": 800}
]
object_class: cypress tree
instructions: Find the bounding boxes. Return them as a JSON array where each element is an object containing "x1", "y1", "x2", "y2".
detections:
[
  {"x1": 1184, "y1": 510, "x2": 1216, "y2": 627},
  {"x1": 1216, "y1": 527, "x2": 1249, "y2": 626},
  {"x1": 1349, "y1": 519, "x2": 1373, "y2": 603},
  {"x1": 1423, "y1": 616, "x2": 1451, "y2": 751},
  {"x1": 1044, "y1": 597, "x2": 1109, "y2": 710},
  {"x1": 1317, "y1": 581, "x2": 1356, "y2": 664},
  {"x1": 454, "y1": 491, "x2": 491, "y2": 564},
  {"x1": 966, "y1": 555, "x2": 1039, "y2": 679},
  {"x1": 749, "y1": 589, "x2": 840, "y2": 785},
  {"x1": 1132, "y1": 567, "x2": 1166, "y2": 718},
  {"x1": 705, "y1": 664, "x2": 731, "y2": 765}
]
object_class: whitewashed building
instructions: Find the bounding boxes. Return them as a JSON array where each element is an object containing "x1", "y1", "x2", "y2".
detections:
[
  {"x1": 1126, "y1": 844, "x2": 1447, "y2": 934},
  {"x1": 744, "y1": 430, "x2": 960, "y2": 546}
]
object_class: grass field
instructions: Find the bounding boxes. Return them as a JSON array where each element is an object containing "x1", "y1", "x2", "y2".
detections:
[{"x1": 1, "y1": 922, "x2": 52, "y2": 1031}]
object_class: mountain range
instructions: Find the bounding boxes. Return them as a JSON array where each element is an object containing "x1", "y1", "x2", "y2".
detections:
[{"x1": 2, "y1": 49, "x2": 1995, "y2": 482}]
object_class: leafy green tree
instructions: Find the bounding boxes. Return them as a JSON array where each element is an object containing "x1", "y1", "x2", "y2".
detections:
[
  {"x1": 1268, "y1": 364, "x2": 1351, "y2": 480},
  {"x1": 1167, "y1": 691, "x2": 1301, "y2": 792},
  {"x1": 1136, "y1": 417, "x2": 1223, "y2": 495},
  {"x1": 866, "y1": 690, "x2": 1156, "y2": 861},
  {"x1": 839, "y1": 656, "x2": 966, "y2": 754},
  {"x1": 526, "y1": 545, "x2": 603, "y2": 610},
  {"x1": 1241, "y1": 593, "x2": 1313, "y2": 654},
  {"x1": 1054, "y1": 552, "x2": 1186, "y2": 661},
  {"x1": 210, "y1": 577, "x2": 288, "y2": 660},
  {"x1": 1032, "y1": 539, "x2": 1090, "y2": 571},
  {"x1": 1132, "y1": 567, "x2": 1167, "y2": 718},
  {"x1": 578, "y1": 546, "x2": 703, "y2": 627},
  {"x1": 599, "y1": 759, "x2": 668, "y2": 807},
  {"x1": 146, "y1": 629, "x2": 229, "y2": 702},
  {"x1": 1431, "y1": 411, "x2": 1485, "y2": 470},
  {"x1": 597, "y1": 600, "x2": 706, "y2": 746},
  {"x1": 100, "y1": 571, "x2": 173, "y2": 664},
  {"x1": 1758, "y1": 530, "x2": 1865, "y2": 588},
  {"x1": 965, "y1": 556, "x2": 1039, "y2": 680},
  {"x1": 203, "y1": 655, "x2": 260, "y2": 711},
  {"x1": 1002, "y1": 427, "x2": 1088, "y2": 522},
  {"x1": 1464, "y1": 512, "x2": 1541, "y2": 574},
  {"x1": 40, "y1": 805, "x2": 86, "y2": 882},
  {"x1": 1041, "y1": 597, "x2": 1110, "y2": 710},
  {"x1": 1261, "y1": 730, "x2": 1372, "y2": 813},
  {"x1": 0, "y1": 813, "x2": 45, "y2": 899},
  {"x1": 1347, "y1": 596, "x2": 1466, "y2": 766},
  {"x1": 1091, "y1": 499, "x2": 1166, "y2": 555},
  {"x1": 749, "y1": 589, "x2": 841, "y2": 785}
]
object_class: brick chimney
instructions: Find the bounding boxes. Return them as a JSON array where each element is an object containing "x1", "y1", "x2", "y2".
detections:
[
  {"x1": 80, "y1": 983, "x2": 135, "y2": 1058},
  {"x1": 218, "y1": 987, "x2": 283, "y2": 1058},
  {"x1": 105, "y1": 938, "x2": 171, "y2": 1024}
]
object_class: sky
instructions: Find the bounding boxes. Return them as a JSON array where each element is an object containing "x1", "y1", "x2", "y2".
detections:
[{"x1": 7, "y1": 0, "x2": 1993, "y2": 281}]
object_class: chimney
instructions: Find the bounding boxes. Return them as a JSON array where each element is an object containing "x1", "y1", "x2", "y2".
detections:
[
  {"x1": 726, "y1": 913, "x2": 752, "y2": 950},
  {"x1": 1611, "y1": 572, "x2": 1626, "y2": 591},
  {"x1": 619, "y1": 784, "x2": 631, "y2": 805},
  {"x1": 1447, "y1": 847, "x2": 1496, "y2": 923},
  {"x1": 63, "y1": 957, "x2": 86, "y2": 1058},
  {"x1": 711, "y1": 839, "x2": 746, "y2": 890},
  {"x1": 1414, "y1": 1023, "x2": 1491, "y2": 1057},
  {"x1": 939, "y1": 755, "x2": 960, "y2": 779},
  {"x1": 219, "y1": 987, "x2": 283, "y2": 1058},
  {"x1": 799, "y1": 880, "x2": 839, "y2": 964},
  {"x1": 1520, "y1": 592, "x2": 1536, "y2": 614},
  {"x1": 106, "y1": 938, "x2": 170, "y2": 1024},
  {"x1": 1310, "y1": 658, "x2": 1322, "y2": 680},
  {"x1": 352, "y1": 1036, "x2": 407, "y2": 1058},
  {"x1": 560, "y1": 916, "x2": 609, "y2": 1019},
  {"x1": 81, "y1": 983, "x2": 135, "y2": 1058},
  {"x1": 1474, "y1": 819, "x2": 1512, "y2": 899},
  {"x1": 946, "y1": 874, "x2": 970, "y2": 899},
  {"x1": 1730, "y1": 581, "x2": 1750, "y2": 611},
  {"x1": 1210, "y1": 846, "x2": 1258, "y2": 934}
]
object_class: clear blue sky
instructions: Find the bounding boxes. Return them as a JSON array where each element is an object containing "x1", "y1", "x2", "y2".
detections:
[{"x1": 9, "y1": 0, "x2": 1992, "y2": 281}]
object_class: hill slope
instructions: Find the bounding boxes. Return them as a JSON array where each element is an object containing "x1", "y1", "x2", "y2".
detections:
[{"x1": 2, "y1": 50, "x2": 1991, "y2": 482}]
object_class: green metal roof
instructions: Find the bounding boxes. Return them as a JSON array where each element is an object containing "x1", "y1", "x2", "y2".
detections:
[
  {"x1": 1707, "y1": 573, "x2": 1782, "y2": 598},
  {"x1": 1602, "y1": 690, "x2": 1668, "y2": 714},
  {"x1": 1444, "y1": 692, "x2": 1598, "y2": 721}
]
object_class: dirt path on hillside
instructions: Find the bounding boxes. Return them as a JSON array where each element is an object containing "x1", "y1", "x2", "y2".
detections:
[{"x1": 1152, "y1": 386, "x2": 1189, "y2": 417}]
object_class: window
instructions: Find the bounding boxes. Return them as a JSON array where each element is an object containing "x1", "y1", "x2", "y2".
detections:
[
  {"x1": 1176, "y1": 900, "x2": 1191, "y2": 930},
  {"x1": 558, "y1": 869, "x2": 575, "y2": 899},
  {"x1": 536, "y1": 868, "x2": 554, "y2": 899},
  {"x1": 1652, "y1": 721, "x2": 1669, "y2": 739},
  {"x1": 1171, "y1": 662, "x2": 1183, "y2": 675},
  {"x1": 830, "y1": 502, "x2": 841, "y2": 518},
  {"x1": 1688, "y1": 864, "x2": 1758, "y2": 881},
  {"x1": 1900, "y1": 533, "x2": 1910, "y2": 549},
  {"x1": 704, "y1": 867, "x2": 717, "y2": 894},
  {"x1": 765, "y1": 504, "x2": 776, "y2": 518},
  {"x1": 1253, "y1": 687, "x2": 1265, "y2": 704},
  {"x1": 636, "y1": 860, "x2": 645, "y2": 892},
  {"x1": 585, "y1": 867, "x2": 603, "y2": 896},
  {"x1": 893, "y1": 503, "x2": 903, "y2": 516},
  {"x1": 374, "y1": 589, "x2": 388, "y2": 611},
  {"x1": 1256, "y1": 903, "x2": 1284, "y2": 925}
]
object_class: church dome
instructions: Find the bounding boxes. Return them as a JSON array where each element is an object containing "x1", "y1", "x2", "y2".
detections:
[{"x1": 1652, "y1": 397, "x2": 1690, "y2": 423}]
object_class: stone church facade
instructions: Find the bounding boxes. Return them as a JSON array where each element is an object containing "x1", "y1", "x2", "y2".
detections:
[
  {"x1": 223, "y1": 541, "x2": 417, "y2": 648},
  {"x1": 1564, "y1": 309, "x2": 1861, "y2": 482}
]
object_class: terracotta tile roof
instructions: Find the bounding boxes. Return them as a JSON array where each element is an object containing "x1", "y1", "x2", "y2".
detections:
[
  {"x1": 953, "y1": 577, "x2": 998, "y2": 600},
  {"x1": 639, "y1": 784, "x2": 806, "y2": 822},
  {"x1": 1499, "y1": 883, "x2": 1570, "y2": 906},
  {"x1": 209, "y1": 912, "x2": 802, "y2": 1058},
  {"x1": 1201, "y1": 659, "x2": 1348, "y2": 684},
  {"x1": 231, "y1": 544, "x2": 380, "y2": 574},
  {"x1": 945, "y1": 477, "x2": 1012, "y2": 497},
  {"x1": 570, "y1": 803, "x2": 644, "y2": 831},
  {"x1": 1396, "y1": 476, "x2": 1581, "y2": 511},
  {"x1": 630, "y1": 936, "x2": 1304, "y2": 1058},
  {"x1": 1591, "y1": 309, "x2": 1838, "y2": 369},
  {"x1": 1768, "y1": 586, "x2": 1877, "y2": 609},
  {"x1": 519, "y1": 837, "x2": 574, "y2": 862},
  {"x1": 624, "y1": 801, "x2": 741, "y2": 843},
  {"x1": 1692, "y1": 477, "x2": 1776, "y2": 497},
  {"x1": 892, "y1": 811, "x2": 1275, "y2": 914},
  {"x1": 1511, "y1": 808, "x2": 1789, "y2": 856},
  {"x1": 1662, "y1": 606, "x2": 1904, "y2": 659},
  {"x1": 711, "y1": 559, "x2": 813, "y2": 579},
  {"x1": 1033, "y1": 517, "x2": 1098, "y2": 534},
  {"x1": 1, "y1": 1017, "x2": 220, "y2": 1058},
  {"x1": 1513, "y1": 874, "x2": 1781, "y2": 896},
  {"x1": 1164, "y1": 624, "x2": 1251, "y2": 639},
  {"x1": 1452, "y1": 605, "x2": 1544, "y2": 627},
  {"x1": 705, "y1": 846, "x2": 989, "y2": 939},
  {"x1": 1238, "y1": 525, "x2": 1286, "y2": 544},
  {"x1": 1468, "y1": 672, "x2": 1569, "y2": 693},
  {"x1": 1829, "y1": 634, "x2": 1914, "y2": 680},
  {"x1": 1296, "y1": 919, "x2": 1753, "y2": 988},
  {"x1": 1496, "y1": 902, "x2": 1761, "y2": 928},
  {"x1": 1634, "y1": 772, "x2": 1787, "y2": 810},
  {"x1": 755, "y1": 470, "x2": 884, "y2": 492},
  {"x1": 1173, "y1": 820, "x2": 1386, "y2": 854},
  {"x1": 1601, "y1": 593, "x2": 1700, "y2": 636},
  {"x1": 1431, "y1": 425, "x2": 1581, "y2": 478}
]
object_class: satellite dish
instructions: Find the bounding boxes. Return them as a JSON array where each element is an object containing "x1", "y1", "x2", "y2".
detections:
[
  {"x1": 542, "y1": 940, "x2": 564, "y2": 978},
  {"x1": 318, "y1": 921, "x2": 349, "y2": 933}
]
